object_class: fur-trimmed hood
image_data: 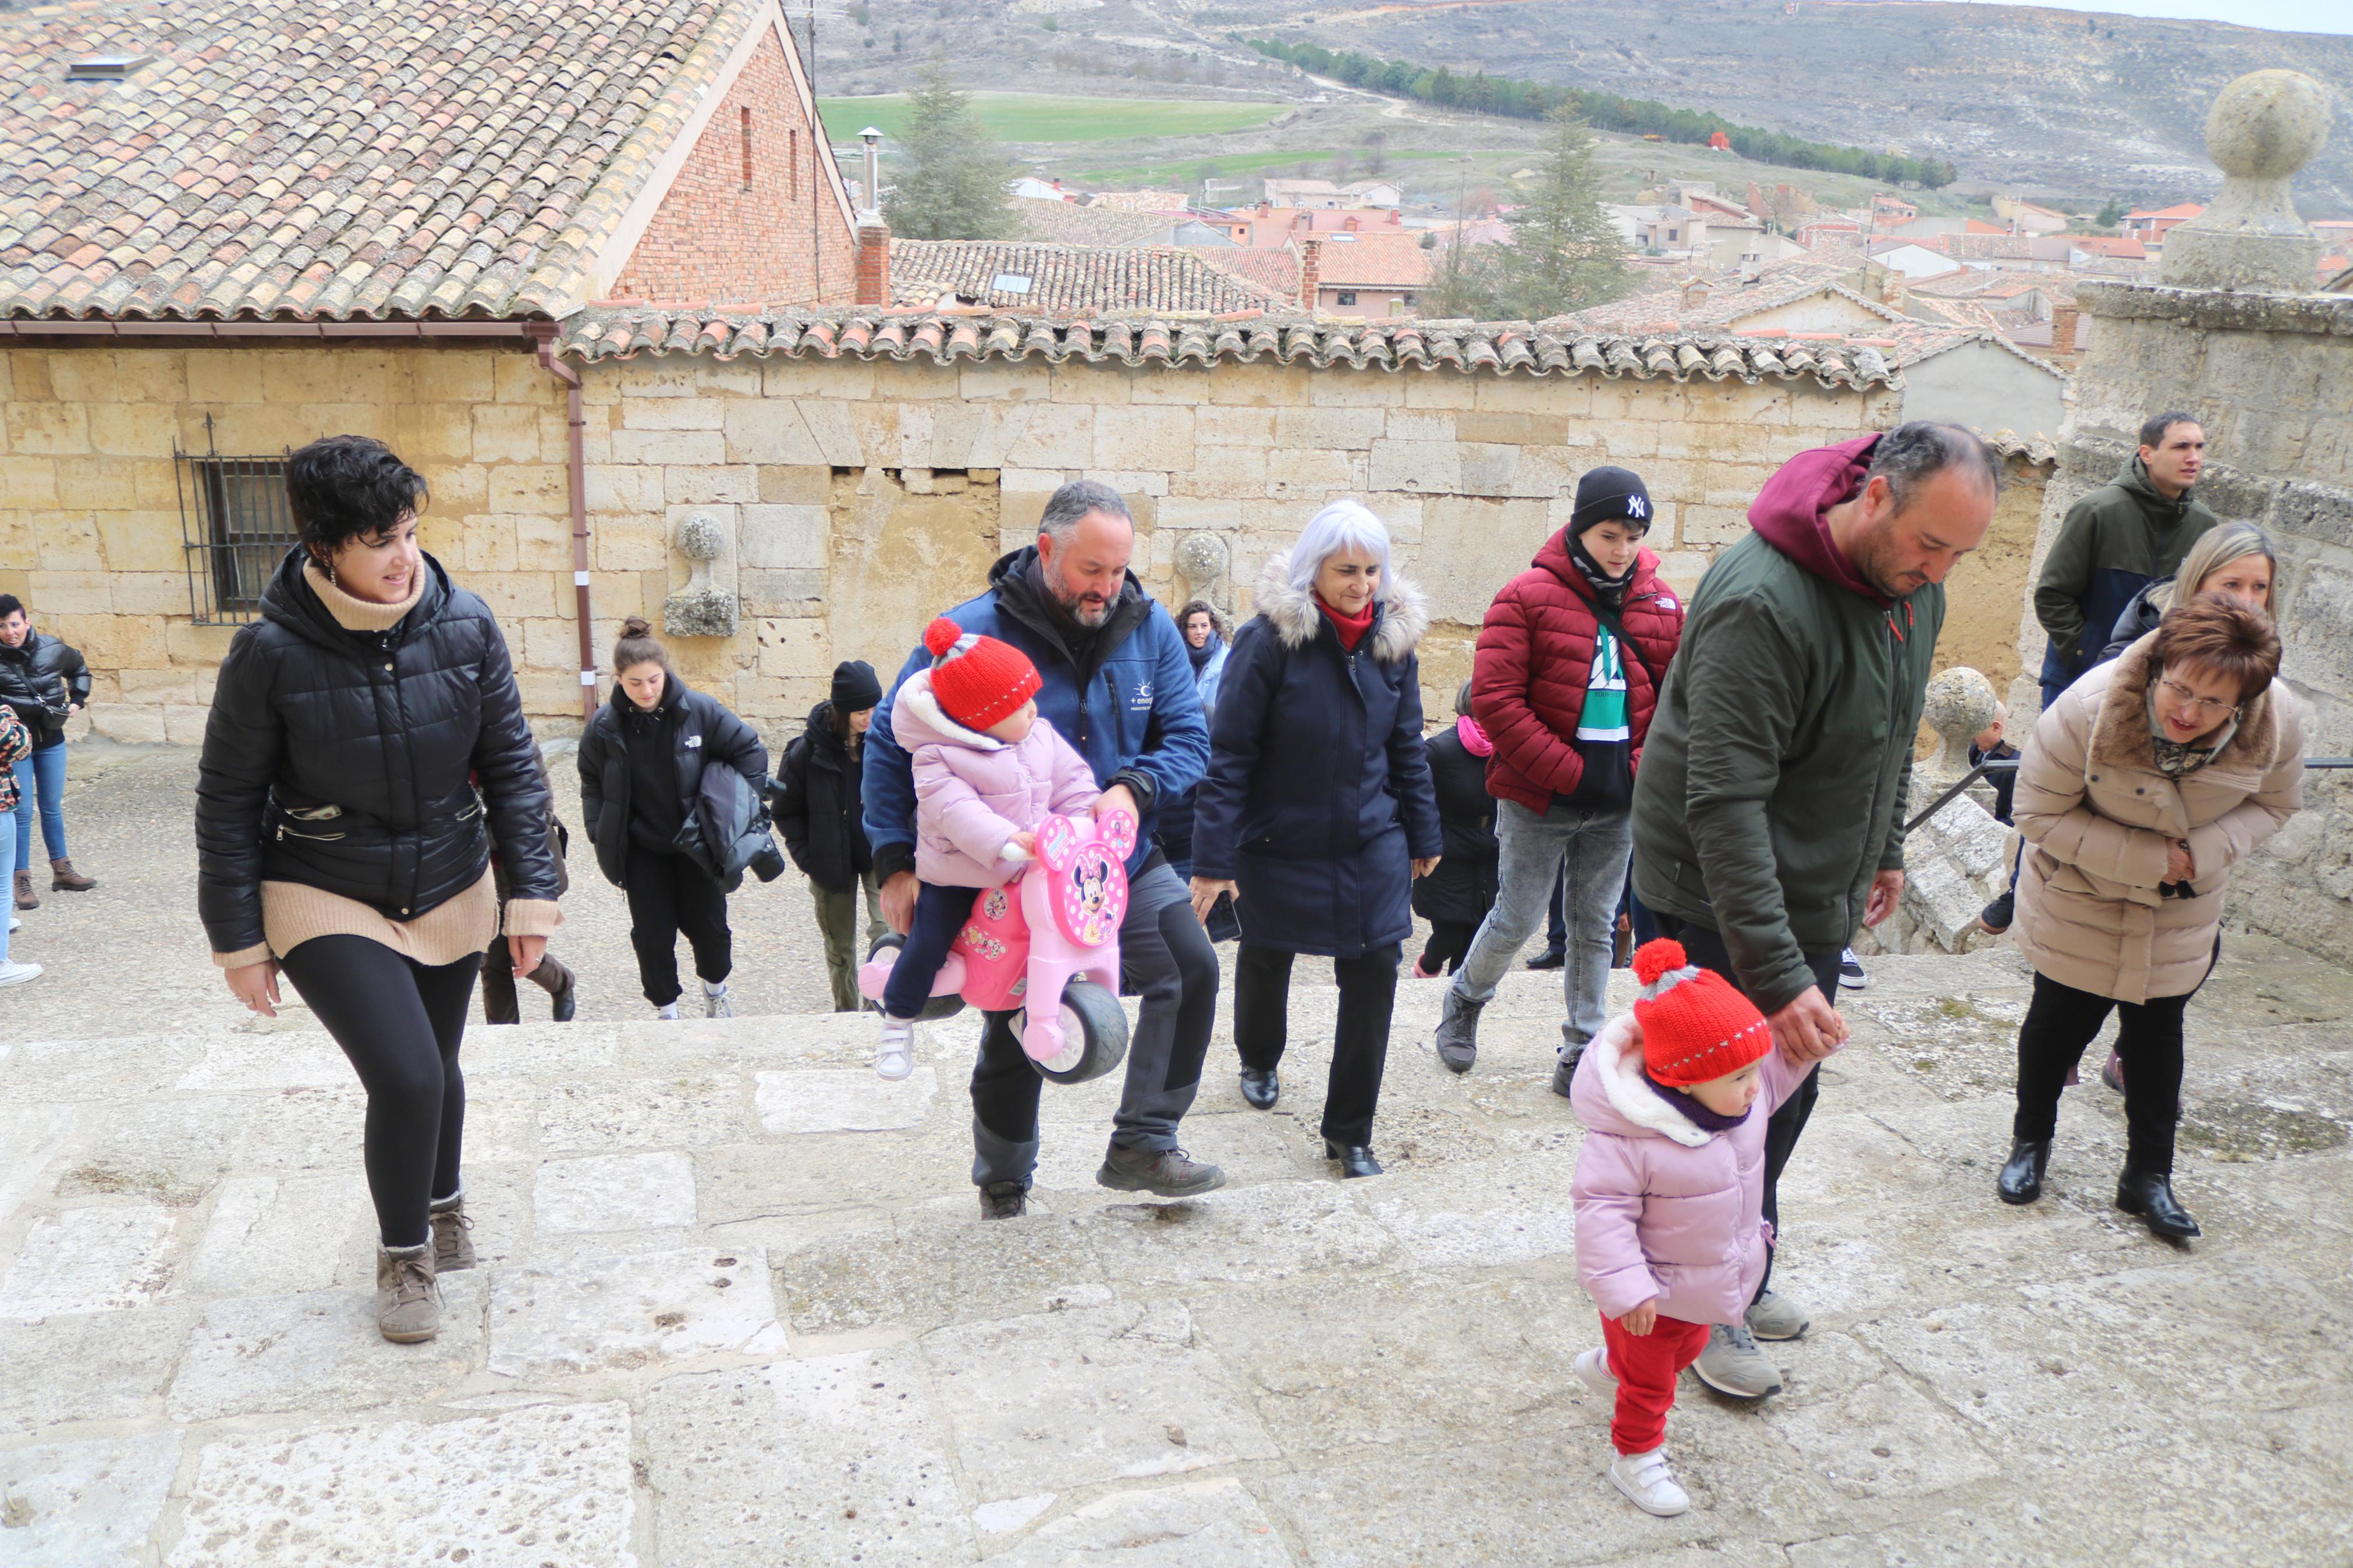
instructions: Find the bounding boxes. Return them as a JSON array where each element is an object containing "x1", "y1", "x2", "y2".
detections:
[
  {"x1": 1572, "y1": 1012, "x2": 1716, "y2": 1149},
  {"x1": 886, "y1": 668, "x2": 1006, "y2": 755},
  {"x1": 1253, "y1": 548, "x2": 1429, "y2": 666},
  {"x1": 2092, "y1": 631, "x2": 2281, "y2": 786}
]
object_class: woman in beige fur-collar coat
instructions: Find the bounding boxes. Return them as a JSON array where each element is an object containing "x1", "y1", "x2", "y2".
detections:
[{"x1": 1996, "y1": 593, "x2": 2302, "y2": 1241}]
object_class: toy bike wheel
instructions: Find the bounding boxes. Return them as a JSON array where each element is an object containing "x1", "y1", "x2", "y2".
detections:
[
  {"x1": 1023, "y1": 980, "x2": 1127, "y2": 1085},
  {"x1": 865, "y1": 933, "x2": 965, "y2": 1022}
]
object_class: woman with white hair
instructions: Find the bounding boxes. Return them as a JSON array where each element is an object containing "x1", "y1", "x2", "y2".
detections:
[{"x1": 1190, "y1": 500, "x2": 1443, "y2": 1178}]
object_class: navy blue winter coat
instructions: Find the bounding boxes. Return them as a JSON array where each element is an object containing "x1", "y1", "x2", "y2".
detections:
[
  {"x1": 1192, "y1": 552, "x2": 1443, "y2": 959},
  {"x1": 864, "y1": 547, "x2": 1209, "y2": 879}
]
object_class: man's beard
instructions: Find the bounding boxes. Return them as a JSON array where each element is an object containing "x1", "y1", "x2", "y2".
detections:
[
  {"x1": 1850, "y1": 529, "x2": 1923, "y2": 599},
  {"x1": 1049, "y1": 572, "x2": 1115, "y2": 627}
]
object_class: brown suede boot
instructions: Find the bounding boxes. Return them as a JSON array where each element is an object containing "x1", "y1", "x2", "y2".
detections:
[
  {"x1": 49, "y1": 859, "x2": 95, "y2": 892},
  {"x1": 375, "y1": 1243, "x2": 440, "y2": 1343},
  {"x1": 12, "y1": 871, "x2": 35, "y2": 911},
  {"x1": 429, "y1": 1196, "x2": 476, "y2": 1272}
]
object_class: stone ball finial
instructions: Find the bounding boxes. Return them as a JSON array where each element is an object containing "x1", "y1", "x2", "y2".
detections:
[
  {"x1": 1176, "y1": 532, "x2": 1227, "y2": 590},
  {"x1": 2205, "y1": 69, "x2": 2330, "y2": 182},
  {"x1": 676, "y1": 511, "x2": 725, "y2": 563},
  {"x1": 1922, "y1": 666, "x2": 1998, "y2": 788}
]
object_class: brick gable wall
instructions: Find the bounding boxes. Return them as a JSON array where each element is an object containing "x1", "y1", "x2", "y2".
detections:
[{"x1": 609, "y1": 30, "x2": 855, "y2": 307}]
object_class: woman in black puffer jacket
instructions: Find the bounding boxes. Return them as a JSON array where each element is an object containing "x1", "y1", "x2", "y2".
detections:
[
  {"x1": 769, "y1": 660, "x2": 885, "y2": 1012},
  {"x1": 197, "y1": 436, "x2": 559, "y2": 1346},
  {"x1": 577, "y1": 618, "x2": 768, "y2": 1021}
]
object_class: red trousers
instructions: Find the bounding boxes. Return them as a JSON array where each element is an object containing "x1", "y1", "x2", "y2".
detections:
[{"x1": 1600, "y1": 1310, "x2": 1712, "y2": 1455}]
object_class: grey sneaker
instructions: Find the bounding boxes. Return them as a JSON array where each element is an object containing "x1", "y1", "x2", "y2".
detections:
[
  {"x1": 1096, "y1": 1144, "x2": 1226, "y2": 1197},
  {"x1": 1692, "y1": 1321, "x2": 1783, "y2": 1399},
  {"x1": 1744, "y1": 1289, "x2": 1809, "y2": 1341},
  {"x1": 704, "y1": 983, "x2": 733, "y2": 1019},
  {"x1": 429, "y1": 1199, "x2": 475, "y2": 1272},
  {"x1": 1435, "y1": 988, "x2": 1482, "y2": 1074},
  {"x1": 375, "y1": 1243, "x2": 441, "y2": 1343}
]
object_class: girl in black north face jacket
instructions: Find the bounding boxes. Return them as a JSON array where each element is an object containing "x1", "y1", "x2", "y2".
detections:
[
  {"x1": 577, "y1": 617, "x2": 768, "y2": 1020},
  {"x1": 196, "y1": 436, "x2": 559, "y2": 1346}
]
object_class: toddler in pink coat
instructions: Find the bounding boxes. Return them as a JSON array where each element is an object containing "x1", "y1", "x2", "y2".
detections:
[
  {"x1": 1568, "y1": 938, "x2": 1834, "y2": 1517},
  {"x1": 874, "y1": 618, "x2": 1098, "y2": 1079}
]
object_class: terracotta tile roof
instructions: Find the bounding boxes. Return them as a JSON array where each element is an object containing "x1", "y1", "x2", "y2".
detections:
[
  {"x1": 560, "y1": 304, "x2": 1905, "y2": 390},
  {"x1": 886, "y1": 241, "x2": 1289, "y2": 314},
  {"x1": 1012, "y1": 198, "x2": 1174, "y2": 249},
  {"x1": 0, "y1": 0, "x2": 752, "y2": 322},
  {"x1": 1083, "y1": 189, "x2": 1193, "y2": 214},
  {"x1": 1187, "y1": 246, "x2": 1301, "y2": 300},
  {"x1": 1309, "y1": 233, "x2": 1436, "y2": 290},
  {"x1": 1570, "y1": 261, "x2": 1900, "y2": 334}
]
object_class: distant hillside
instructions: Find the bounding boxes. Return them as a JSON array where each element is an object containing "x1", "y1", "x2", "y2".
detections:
[{"x1": 1202, "y1": 0, "x2": 2353, "y2": 214}]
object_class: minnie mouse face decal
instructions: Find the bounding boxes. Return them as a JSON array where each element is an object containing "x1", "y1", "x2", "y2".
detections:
[{"x1": 1057, "y1": 845, "x2": 1126, "y2": 947}]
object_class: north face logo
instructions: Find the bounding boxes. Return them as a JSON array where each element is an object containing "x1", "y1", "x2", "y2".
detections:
[{"x1": 1626, "y1": 495, "x2": 1648, "y2": 520}]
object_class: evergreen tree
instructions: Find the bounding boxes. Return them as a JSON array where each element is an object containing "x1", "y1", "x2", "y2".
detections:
[
  {"x1": 881, "y1": 54, "x2": 1017, "y2": 241},
  {"x1": 2095, "y1": 194, "x2": 2126, "y2": 229},
  {"x1": 1434, "y1": 107, "x2": 1628, "y2": 320}
]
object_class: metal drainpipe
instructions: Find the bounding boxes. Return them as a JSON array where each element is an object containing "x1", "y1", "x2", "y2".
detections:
[{"x1": 533, "y1": 330, "x2": 598, "y2": 724}]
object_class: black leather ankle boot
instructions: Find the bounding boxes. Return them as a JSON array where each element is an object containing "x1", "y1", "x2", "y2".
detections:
[
  {"x1": 1325, "y1": 1139, "x2": 1382, "y2": 1178},
  {"x1": 2116, "y1": 1171, "x2": 2201, "y2": 1239},
  {"x1": 1996, "y1": 1139, "x2": 2050, "y2": 1205}
]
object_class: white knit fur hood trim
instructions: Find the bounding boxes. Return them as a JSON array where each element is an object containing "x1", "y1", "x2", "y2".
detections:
[
  {"x1": 1592, "y1": 1012, "x2": 1712, "y2": 1148},
  {"x1": 892, "y1": 669, "x2": 1005, "y2": 752},
  {"x1": 1254, "y1": 549, "x2": 1429, "y2": 665}
]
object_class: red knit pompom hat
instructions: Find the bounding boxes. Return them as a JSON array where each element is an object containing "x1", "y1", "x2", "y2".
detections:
[
  {"x1": 1631, "y1": 938, "x2": 1772, "y2": 1087},
  {"x1": 924, "y1": 617, "x2": 1041, "y2": 732}
]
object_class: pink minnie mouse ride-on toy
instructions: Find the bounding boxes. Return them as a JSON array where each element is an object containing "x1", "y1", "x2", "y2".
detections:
[{"x1": 860, "y1": 809, "x2": 1137, "y2": 1084}]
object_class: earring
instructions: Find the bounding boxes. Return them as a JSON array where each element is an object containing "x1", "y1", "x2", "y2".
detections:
[{"x1": 326, "y1": 561, "x2": 339, "y2": 589}]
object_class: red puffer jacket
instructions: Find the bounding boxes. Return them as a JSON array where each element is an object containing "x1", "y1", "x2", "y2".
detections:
[{"x1": 1471, "y1": 533, "x2": 1685, "y2": 813}]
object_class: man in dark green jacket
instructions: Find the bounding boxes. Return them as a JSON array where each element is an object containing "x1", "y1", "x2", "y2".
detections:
[
  {"x1": 2032, "y1": 413, "x2": 2214, "y2": 710},
  {"x1": 1631, "y1": 422, "x2": 1998, "y2": 1401}
]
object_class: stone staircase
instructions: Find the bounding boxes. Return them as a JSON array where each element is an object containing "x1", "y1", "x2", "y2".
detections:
[{"x1": 5, "y1": 920, "x2": 2353, "y2": 1563}]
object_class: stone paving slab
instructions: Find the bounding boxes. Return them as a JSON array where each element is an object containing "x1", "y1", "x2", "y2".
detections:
[
  {"x1": 166, "y1": 1273, "x2": 489, "y2": 1422},
  {"x1": 0, "y1": 1430, "x2": 180, "y2": 1567},
  {"x1": 487, "y1": 1245, "x2": 782, "y2": 1376},
  {"x1": 165, "y1": 1400, "x2": 638, "y2": 1568},
  {"x1": 5, "y1": 748, "x2": 2352, "y2": 1565}
]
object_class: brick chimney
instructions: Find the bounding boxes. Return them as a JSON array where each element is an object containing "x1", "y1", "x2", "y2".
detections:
[
  {"x1": 1877, "y1": 264, "x2": 1905, "y2": 308},
  {"x1": 854, "y1": 216, "x2": 890, "y2": 307},
  {"x1": 1678, "y1": 276, "x2": 1712, "y2": 314},
  {"x1": 2049, "y1": 300, "x2": 2081, "y2": 357},
  {"x1": 1297, "y1": 237, "x2": 1321, "y2": 311}
]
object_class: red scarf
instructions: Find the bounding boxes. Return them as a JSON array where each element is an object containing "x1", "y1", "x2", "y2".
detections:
[{"x1": 1316, "y1": 594, "x2": 1376, "y2": 651}]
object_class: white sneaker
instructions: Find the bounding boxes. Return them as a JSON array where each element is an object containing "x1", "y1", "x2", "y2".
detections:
[
  {"x1": 655, "y1": 1000, "x2": 679, "y2": 1021},
  {"x1": 876, "y1": 1018, "x2": 914, "y2": 1081},
  {"x1": 7, "y1": 914, "x2": 19, "y2": 932},
  {"x1": 702, "y1": 980, "x2": 732, "y2": 1019},
  {"x1": 0, "y1": 960, "x2": 40, "y2": 987},
  {"x1": 1609, "y1": 1446, "x2": 1690, "y2": 1517},
  {"x1": 1574, "y1": 1345, "x2": 1616, "y2": 1398}
]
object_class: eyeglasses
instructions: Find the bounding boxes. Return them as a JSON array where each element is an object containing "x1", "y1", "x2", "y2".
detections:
[{"x1": 2157, "y1": 677, "x2": 2239, "y2": 723}]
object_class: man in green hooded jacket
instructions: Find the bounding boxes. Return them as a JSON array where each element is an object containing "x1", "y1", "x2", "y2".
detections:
[
  {"x1": 2033, "y1": 413, "x2": 2216, "y2": 711},
  {"x1": 1632, "y1": 421, "x2": 1999, "y2": 1402}
]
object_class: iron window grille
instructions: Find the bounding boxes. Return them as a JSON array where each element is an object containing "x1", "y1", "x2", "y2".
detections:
[{"x1": 176, "y1": 429, "x2": 295, "y2": 624}]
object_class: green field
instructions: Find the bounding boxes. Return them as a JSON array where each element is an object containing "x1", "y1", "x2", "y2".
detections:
[{"x1": 817, "y1": 93, "x2": 1281, "y2": 145}]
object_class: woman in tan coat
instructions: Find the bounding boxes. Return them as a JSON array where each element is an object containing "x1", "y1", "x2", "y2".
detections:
[{"x1": 1996, "y1": 594, "x2": 2303, "y2": 1239}]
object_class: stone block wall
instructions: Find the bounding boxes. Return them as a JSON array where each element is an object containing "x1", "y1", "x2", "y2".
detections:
[
  {"x1": 2022, "y1": 282, "x2": 2353, "y2": 959},
  {"x1": 5, "y1": 339, "x2": 1933, "y2": 754}
]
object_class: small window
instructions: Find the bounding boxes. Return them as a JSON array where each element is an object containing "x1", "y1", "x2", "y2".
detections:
[
  {"x1": 740, "y1": 107, "x2": 754, "y2": 190},
  {"x1": 1400, "y1": 293, "x2": 1417, "y2": 306},
  {"x1": 176, "y1": 447, "x2": 296, "y2": 623},
  {"x1": 1667, "y1": 227, "x2": 1680, "y2": 242},
  {"x1": 990, "y1": 273, "x2": 1034, "y2": 294},
  {"x1": 1336, "y1": 290, "x2": 1358, "y2": 305}
]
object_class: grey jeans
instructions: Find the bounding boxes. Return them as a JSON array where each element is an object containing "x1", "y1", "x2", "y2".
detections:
[{"x1": 1446, "y1": 798, "x2": 1633, "y2": 1058}]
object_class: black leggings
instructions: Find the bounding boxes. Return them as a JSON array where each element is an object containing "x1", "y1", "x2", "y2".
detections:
[
  {"x1": 1234, "y1": 941, "x2": 1402, "y2": 1148},
  {"x1": 278, "y1": 935, "x2": 481, "y2": 1249},
  {"x1": 1418, "y1": 919, "x2": 1478, "y2": 975},
  {"x1": 2013, "y1": 970, "x2": 2194, "y2": 1176},
  {"x1": 625, "y1": 847, "x2": 732, "y2": 1005}
]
